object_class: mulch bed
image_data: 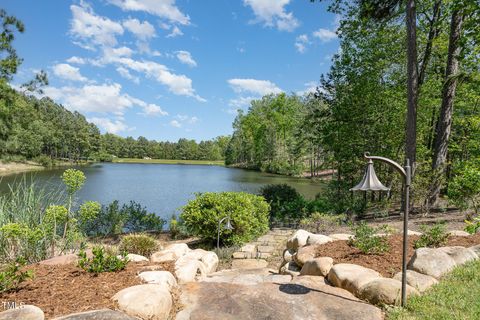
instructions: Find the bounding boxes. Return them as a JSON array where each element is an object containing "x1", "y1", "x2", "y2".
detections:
[
  {"x1": 0, "y1": 261, "x2": 176, "y2": 319},
  {"x1": 315, "y1": 233, "x2": 480, "y2": 277}
]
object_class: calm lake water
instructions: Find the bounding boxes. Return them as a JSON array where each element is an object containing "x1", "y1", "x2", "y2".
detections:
[{"x1": 0, "y1": 163, "x2": 325, "y2": 221}]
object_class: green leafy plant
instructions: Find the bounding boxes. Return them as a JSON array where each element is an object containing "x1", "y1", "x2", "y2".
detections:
[
  {"x1": 414, "y1": 223, "x2": 449, "y2": 249},
  {"x1": 77, "y1": 246, "x2": 128, "y2": 274},
  {"x1": 349, "y1": 222, "x2": 390, "y2": 254},
  {"x1": 181, "y1": 192, "x2": 269, "y2": 246},
  {"x1": 0, "y1": 257, "x2": 33, "y2": 293},
  {"x1": 119, "y1": 233, "x2": 158, "y2": 257},
  {"x1": 448, "y1": 163, "x2": 480, "y2": 215},
  {"x1": 465, "y1": 216, "x2": 480, "y2": 235},
  {"x1": 260, "y1": 184, "x2": 307, "y2": 221}
]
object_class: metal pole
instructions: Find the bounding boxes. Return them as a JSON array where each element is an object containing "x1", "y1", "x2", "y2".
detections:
[
  {"x1": 217, "y1": 218, "x2": 222, "y2": 250},
  {"x1": 401, "y1": 159, "x2": 411, "y2": 307}
]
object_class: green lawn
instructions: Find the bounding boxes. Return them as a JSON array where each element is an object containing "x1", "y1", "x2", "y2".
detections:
[
  {"x1": 112, "y1": 158, "x2": 225, "y2": 166},
  {"x1": 387, "y1": 259, "x2": 480, "y2": 320}
]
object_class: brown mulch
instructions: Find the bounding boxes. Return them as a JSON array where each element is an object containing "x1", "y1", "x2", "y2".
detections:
[
  {"x1": 315, "y1": 233, "x2": 480, "y2": 278},
  {"x1": 0, "y1": 261, "x2": 176, "y2": 319}
]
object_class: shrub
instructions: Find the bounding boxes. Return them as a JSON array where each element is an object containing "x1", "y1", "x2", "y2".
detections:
[
  {"x1": 119, "y1": 234, "x2": 158, "y2": 257},
  {"x1": 448, "y1": 162, "x2": 480, "y2": 215},
  {"x1": 77, "y1": 246, "x2": 128, "y2": 274},
  {"x1": 169, "y1": 214, "x2": 190, "y2": 239},
  {"x1": 349, "y1": 222, "x2": 390, "y2": 254},
  {"x1": 0, "y1": 258, "x2": 33, "y2": 293},
  {"x1": 33, "y1": 154, "x2": 54, "y2": 167},
  {"x1": 414, "y1": 223, "x2": 449, "y2": 249},
  {"x1": 0, "y1": 223, "x2": 44, "y2": 263},
  {"x1": 181, "y1": 192, "x2": 269, "y2": 246},
  {"x1": 260, "y1": 184, "x2": 307, "y2": 220},
  {"x1": 299, "y1": 212, "x2": 345, "y2": 234},
  {"x1": 465, "y1": 215, "x2": 480, "y2": 235}
]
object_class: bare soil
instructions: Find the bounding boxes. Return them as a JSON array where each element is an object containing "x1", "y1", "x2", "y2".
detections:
[{"x1": 315, "y1": 233, "x2": 480, "y2": 277}]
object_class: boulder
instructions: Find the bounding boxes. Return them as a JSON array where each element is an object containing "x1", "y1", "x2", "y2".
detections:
[
  {"x1": 0, "y1": 305, "x2": 44, "y2": 320},
  {"x1": 327, "y1": 263, "x2": 381, "y2": 296},
  {"x1": 329, "y1": 233, "x2": 354, "y2": 241},
  {"x1": 286, "y1": 229, "x2": 311, "y2": 251},
  {"x1": 306, "y1": 234, "x2": 333, "y2": 246},
  {"x1": 150, "y1": 243, "x2": 190, "y2": 263},
  {"x1": 200, "y1": 252, "x2": 219, "y2": 274},
  {"x1": 408, "y1": 247, "x2": 457, "y2": 279},
  {"x1": 39, "y1": 254, "x2": 78, "y2": 266},
  {"x1": 393, "y1": 270, "x2": 438, "y2": 293},
  {"x1": 407, "y1": 230, "x2": 422, "y2": 236},
  {"x1": 300, "y1": 257, "x2": 334, "y2": 277},
  {"x1": 124, "y1": 254, "x2": 148, "y2": 262},
  {"x1": 359, "y1": 278, "x2": 419, "y2": 305},
  {"x1": 150, "y1": 251, "x2": 177, "y2": 263},
  {"x1": 112, "y1": 284, "x2": 172, "y2": 320},
  {"x1": 291, "y1": 275, "x2": 328, "y2": 287},
  {"x1": 203, "y1": 268, "x2": 288, "y2": 285},
  {"x1": 183, "y1": 249, "x2": 208, "y2": 260},
  {"x1": 176, "y1": 281, "x2": 382, "y2": 320},
  {"x1": 231, "y1": 259, "x2": 268, "y2": 270},
  {"x1": 294, "y1": 245, "x2": 317, "y2": 267},
  {"x1": 449, "y1": 230, "x2": 470, "y2": 237},
  {"x1": 469, "y1": 244, "x2": 480, "y2": 256},
  {"x1": 438, "y1": 246, "x2": 478, "y2": 265},
  {"x1": 175, "y1": 258, "x2": 207, "y2": 284},
  {"x1": 138, "y1": 271, "x2": 177, "y2": 289},
  {"x1": 240, "y1": 244, "x2": 256, "y2": 253},
  {"x1": 52, "y1": 309, "x2": 136, "y2": 320}
]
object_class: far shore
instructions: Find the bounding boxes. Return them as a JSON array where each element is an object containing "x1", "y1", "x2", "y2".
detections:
[
  {"x1": 0, "y1": 161, "x2": 44, "y2": 176},
  {"x1": 112, "y1": 158, "x2": 225, "y2": 166}
]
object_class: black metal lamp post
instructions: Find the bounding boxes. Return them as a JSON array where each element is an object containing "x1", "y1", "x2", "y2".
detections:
[
  {"x1": 350, "y1": 153, "x2": 411, "y2": 307},
  {"x1": 217, "y1": 216, "x2": 233, "y2": 250}
]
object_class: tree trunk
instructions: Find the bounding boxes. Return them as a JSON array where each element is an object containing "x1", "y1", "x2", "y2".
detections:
[
  {"x1": 429, "y1": 8, "x2": 464, "y2": 207},
  {"x1": 406, "y1": 0, "x2": 419, "y2": 172},
  {"x1": 418, "y1": 0, "x2": 442, "y2": 87}
]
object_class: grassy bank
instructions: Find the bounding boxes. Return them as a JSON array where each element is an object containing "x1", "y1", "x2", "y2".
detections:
[
  {"x1": 387, "y1": 259, "x2": 480, "y2": 320},
  {"x1": 0, "y1": 161, "x2": 44, "y2": 176},
  {"x1": 113, "y1": 158, "x2": 225, "y2": 166}
]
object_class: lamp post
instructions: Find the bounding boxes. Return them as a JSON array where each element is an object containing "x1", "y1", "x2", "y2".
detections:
[
  {"x1": 350, "y1": 153, "x2": 411, "y2": 307},
  {"x1": 217, "y1": 216, "x2": 234, "y2": 250}
]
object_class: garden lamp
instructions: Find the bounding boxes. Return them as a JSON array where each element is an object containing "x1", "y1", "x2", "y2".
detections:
[
  {"x1": 350, "y1": 153, "x2": 411, "y2": 307},
  {"x1": 217, "y1": 216, "x2": 234, "y2": 249}
]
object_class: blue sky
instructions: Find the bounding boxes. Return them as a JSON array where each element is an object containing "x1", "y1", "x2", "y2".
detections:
[{"x1": 4, "y1": 0, "x2": 339, "y2": 141}]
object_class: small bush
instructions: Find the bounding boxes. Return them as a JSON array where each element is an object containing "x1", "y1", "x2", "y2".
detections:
[
  {"x1": 0, "y1": 258, "x2": 33, "y2": 293},
  {"x1": 119, "y1": 234, "x2": 157, "y2": 257},
  {"x1": 349, "y1": 222, "x2": 390, "y2": 254},
  {"x1": 260, "y1": 184, "x2": 307, "y2": 220},
  {"x1": 77, "y1": 246, "x2": 128, "y2": 274},
  {"x1": 414, "y1": 223, "x2": 449, "y2": 249},
  {"x1": 181, "y1": 192, "x2": 269, "y2": 246},
  {"x1": 33, "y1": 154, "x2": 54, "y2": 167},
  {"x1": 448, "y1": 162, "x2": 480, "y2": 214},
  {"x1": 299, "y1": 212, "x2": 345, "y2": 234},
  {"x1": 465, "y1": 216, "x2": 480, "y2": 235}
]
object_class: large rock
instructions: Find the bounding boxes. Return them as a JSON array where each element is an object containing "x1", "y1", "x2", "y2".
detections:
[
  {"x1": 408, "y1": 247, "x2": 457, "y2": 279},
  {"x1": 359, "y1": 278, "x2": 419, "y2": 305},
  {"x1": 286, "y1": 229, "x2": 311, "y2": 251},
  {"x1": 138, "y1": 271, "x2": 177, "y2": 289},
  {"x1": 200, "y1": 252, "x2": 219, "y2": 274},
  {"x1": 449, "y1": 230, "x2": 470, "y2": 237},
  {"x1": 327, "y1": 263, "x2": 381, "y2": 296},
  {"x1": 176, "y1": 281, "x2": 382, "y2": 320},
  {"x1": 438, "y1": 246, "x2": 478, "y2": 265},
  {"x1": 0, "y1": 305, "x2": 44, "y2": 320},
  {"x1": 393, "y1": 270, "x2": 438, "y2": 293},
  {"x1": 39, "y1": 254, "x2": 78, "y2": 266},
  {"x1": 231, "y1": 258, "x2": 268, "y2": 270},
  {"x1": 112, "y1": 284, "x2": 172, "y2": 320},
  {"x1": 329, "y1": 233, "x2": 354, "y2": 241},
  {"x1": 150, "y1": 243, "x2": 190, "y2": 263},
  {"x1": 124, "y1": 254, "x2": 148, "y2": 262},
  {"x1": 175, "y1": 258, "x2": 207, "y2": 284},
  {"x1": 306, "y1": 234, "x2": 333, "y2": 246},
  {"x1": 53, "y1": 309, "x2": 136, "y2": 320},
  {"x1": 300, "y1": 257, "x2": 334, "y2": 277},
  {"x1": 203, "y1": 268, "x2": 291, "y2": 285},
  {"x1": 294, "y1": 245, "x2": 317, "y2": 267},
  {"x1": 469, "y1": 244, "x2": 480, "y2": 256}
]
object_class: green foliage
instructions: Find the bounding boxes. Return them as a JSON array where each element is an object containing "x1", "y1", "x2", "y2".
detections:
[
  {"x1": 78, "y1": 201, "x2": 101, "y2": 224},
  {"x1": 77, "y1": 246, "x2": 128, "y2": 274},
  {"x1": 348, "y1": 222, "x2": 390, "y2": 254},
  {"x1": 414, "y1": 223, "x2": 449, "y2": 249},
  {"x1": 0, "y1": 257, "x2": 33, "y2": 293},
  {"x1": 181, "y1": 192, "x2": 269, "y2": 246},
  {"x1": 465, "y1": 216, "x2": 480, "y2": 235},
  {"x1": 260, "y1": 184, "x2": 307, "y2": 220},
  {"x1": 299, "y1": 212, "x2": 345, "y2": 234},
  {"x1": 62, "y1": 169, "x2": 86, "y2": 195},
  {"x1": 119, "y1": 234, "x2": 158, "y2": 257},
  {"x1": 32, "y1": 154, "x2": 54, "y2": 167},
  {"x1": 448, "y1": 162, "x2": 480, "y2": 214}
]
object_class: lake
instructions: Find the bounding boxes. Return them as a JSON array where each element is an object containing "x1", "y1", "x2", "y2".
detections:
[{"x1": 0, "y1": 163, "x2": 325, "y2": 221}]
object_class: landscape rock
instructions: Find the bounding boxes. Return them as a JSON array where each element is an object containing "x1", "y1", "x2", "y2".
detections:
[
  {"x1": 408, "y1": 247, "x2": 457, "y2": 279},
  {"x1": 329, "y1": 233, "x2": 354, "y2": 241},
  {"x1": 0, "y1": 305, "x2": 44, "y2": 320},
  {"x1": 393, "y1": 270, "x2": 438, "y2": 293},
  {"x1": 240, "y1": 244, "x2": 256, "y2": 253},
  {"x1": 150, "y1": 251, "x2": 177, "y2": 263},
  {"x1": 327, "y1": 263, "x2": 381, "y2": 296},
  {"x1": 300, "y1": 257, "x2": 334, "y2": 277},
  {"x1": 203, "y1": 268, "x2": 291, "y2": 285},
  {"x1": 359, "y1": 278, "x2": 419, "y2": 305},
  {"x1": 438, "y1": 246, "x2": 478, "y2": 265},
  {"x1": 469, "y1": 244, "x2": 480, "y2": 256},
  {"x1": 286, "y1": 229, "x2": 311, "y2": 251},
  {"x1": 112, "y1": 284, "x2": 172, "y2": 320},
  {"x1": 449, "y1": 230, "x2": 470, "y2": 237},
  {"x1": 53, "y1": 309, "x2": 136, "y2": 320},
  {"x1": 231, "y1": 258, "x2": 268, "y2": 270},
  {"x1": 150, "y1": 243, "x2": 190, "y2": 263},
  {"x1": 407, "y1": 230, "x2": 422, "y2": 236},
  {"x1": 306, "y1": 234, "x2": 333, "y2": 246},
  {"x1": 176, "y1": 281, "x2": 382, "y2": 320},
  {"x1": 291, "y1": 275, "x2": 328, "y2": 287},
  {"x1": 183, "y1": 249, "x2": 208, "y2": 260},
  {"x1": 175, "y1": 258, "x2": 207, "y2": 284},
  {"x1": 294, "y1": 244, "x2": 317, "y2": 267},
  {"x1": 39, "y1": 254, "x2": 78, "y2": 266},
  {"x1": 124, "y1": 253, "x2": 148, "y2": 262},
  {"x1": 138, "y1": 271, "x2": 177, "y2": 289},
  {"x1": 200, "y1": 251, "x2": 219, "y2": 274}
]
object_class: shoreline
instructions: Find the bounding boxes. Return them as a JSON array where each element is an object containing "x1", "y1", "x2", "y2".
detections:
[
  {"x1": 0, "y1": 161, "x2": 45, "y2": 176},
  {"x1": 112, "y1": 158, "x2": 225, "y2": 166}
]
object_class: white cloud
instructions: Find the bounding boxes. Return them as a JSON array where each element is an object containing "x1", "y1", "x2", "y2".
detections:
[
  {"x1": 53, "y1": 63, "x2": 88, "y2": 82},
  {"x1": 123, "y1": 18, "x2": 156, "y2": 40},
  {"x1": 141, "y1": 103, "x2": 168, "y2": 116},
  {"x1": 88, "y1": 117, "x2": 131, "y2": 134},
  {"x1": 166, "y1": 25, "x2": 183, "y2": 38},
  {"x1": 312, "y1": 28, "x2": 337, "y2": 42},
  {"x1": 228, "y1": 78, "x2": 282, "y2": 96},
  {"x1": 295, "y1": 34, "x2": 310, "y2": 53},
  {"x1": 243, "y1": 0, "x2": 298, "y2": 32},
  {"x1": 70, "y1": 2, "x2": 124, "y2": 48},
  {"x1": 176, "y1": 114, "x2": 198, "y2": 124},
  {"x1": 170, "y1": 120, "x2": 181, "y2": 128},
  {"x1": 108, "y1": 0, "x2": 190, "y2": 25},
  {"x1": 228, "y1": 96, "x2": 255, "y2": 108},
  {"x1": 116, "y1": 66, "x2": 140, "y2": 83},
  {"x1": 176, "y1": 50, "x2": 197, "y2": 67},
  {"x1": 66, "y1": 56, "x2": 86, "y2": 64}
]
